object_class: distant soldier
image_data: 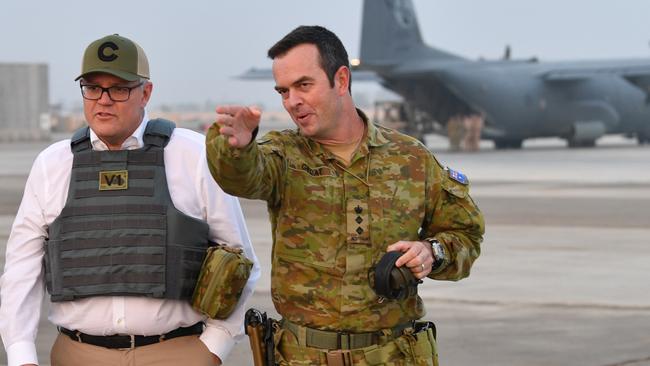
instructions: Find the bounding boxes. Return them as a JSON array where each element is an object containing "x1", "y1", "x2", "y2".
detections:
[
  {"x1": 463, "y1": 113, "x2": 484, "y2": 151},
  {"x1": 206, "y1": 25, "x2": 484, "y2": 365},
  {"x1": 446, "y1": 114, "x2": 465, "y2": 151},
  {"x1": 0, "y1": 34, "x2": 259, "y2": 366}
]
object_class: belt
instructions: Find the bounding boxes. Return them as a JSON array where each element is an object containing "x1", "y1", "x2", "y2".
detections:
[
  {"x1": 59, "y1": 322, "x2": 204, "y2": 349},
  {"x1": 281, "y1": 320, "x2": 412, "y2": 350}
]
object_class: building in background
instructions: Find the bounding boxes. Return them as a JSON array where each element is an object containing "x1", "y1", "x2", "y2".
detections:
[{"x1": 0, "y1": 63, "x2": 50, "y2": 141}]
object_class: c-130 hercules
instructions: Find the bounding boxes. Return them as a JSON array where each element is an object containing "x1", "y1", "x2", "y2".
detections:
[
  {"x1": 359, "y1": 0, "x2": 650, "y2": 148},
  {"x1": 239, "y1": 0, "x2": 650, "y2": 148}
]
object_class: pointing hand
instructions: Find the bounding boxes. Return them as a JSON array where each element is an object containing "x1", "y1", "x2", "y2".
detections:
[{"x1": 214, "y1": 105, "x2": 262, "y2": 148}]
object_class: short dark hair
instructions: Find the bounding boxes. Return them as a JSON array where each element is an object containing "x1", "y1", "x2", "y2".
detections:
[{"x1": 268, "y1": 25, "x2": 351, "y2": 92}]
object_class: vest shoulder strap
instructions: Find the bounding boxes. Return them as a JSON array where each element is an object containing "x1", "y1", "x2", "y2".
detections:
[
  {"x1": 143, "y1": 119, "x2": 176, "y2": 147},
  {"x1": 70, "y1": 126, "x2": 92, "y2": 152}
]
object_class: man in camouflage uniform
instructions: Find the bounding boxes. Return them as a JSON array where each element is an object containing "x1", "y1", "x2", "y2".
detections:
[{"x1": 206, "y1": 26, "x2": 484, "y2": 365}]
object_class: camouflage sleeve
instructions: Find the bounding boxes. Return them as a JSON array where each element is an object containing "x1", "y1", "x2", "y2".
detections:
[
  {"x1": 205, "y1": 124, "x2": 284, "y2": 206},
  {"x1": 423, "y1": 156, "x2": 484, "y2": 281}
]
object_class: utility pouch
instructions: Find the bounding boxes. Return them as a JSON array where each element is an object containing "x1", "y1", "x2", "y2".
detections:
[
  {"x1": 191, "y1": 244, "x2": 253, "y2": 319},
  {"x1": 395, "y1": 321, "x2": 438, "y2": 366}
]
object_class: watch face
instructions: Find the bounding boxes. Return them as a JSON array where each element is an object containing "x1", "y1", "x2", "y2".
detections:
[{"x1": 429, "y1": 240, "x2": 446, "y2": 271}]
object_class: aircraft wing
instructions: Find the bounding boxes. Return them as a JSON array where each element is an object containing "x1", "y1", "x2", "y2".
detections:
[
  {"x1": 623, "y1": 74, "x2": 650, "y2": 99},
  {"x1": 237, "y1": 67, "x2": 274, "y2": 80},
  {"x1": 541, "y1": 63, "x2": 650, "y2": 100},
  {"x1": 237, "y1": 67, "x2": 382, "y2": 81},
  {"x1": 540, "y1": 62, "x2": 650, "y2": 81}
]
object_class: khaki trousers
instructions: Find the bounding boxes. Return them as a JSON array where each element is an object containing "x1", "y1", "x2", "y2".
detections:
[{"x1": 50, "y1": 333, "x2": 216, "y2": 366}]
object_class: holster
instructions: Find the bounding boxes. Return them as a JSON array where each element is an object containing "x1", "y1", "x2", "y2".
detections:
[{"x1": 245, "y1": 308, "x2": 277, "y2": 366}]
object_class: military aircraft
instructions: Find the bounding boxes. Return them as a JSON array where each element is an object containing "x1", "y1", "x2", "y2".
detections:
[
  {"x1": 358, "y1": 0, "x2": 650, "y2": 148},
  {"x1": 240, "y1": 0, "x2": 650, "y2": 148}
]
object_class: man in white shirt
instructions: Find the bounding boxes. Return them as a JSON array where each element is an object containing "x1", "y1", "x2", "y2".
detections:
[{"x1": 0, "y1": 34, "x2": 260, "y2": 366}]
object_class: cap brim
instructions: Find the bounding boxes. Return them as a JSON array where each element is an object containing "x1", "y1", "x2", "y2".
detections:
[{"x1": 75, "y1": 68, "x2": 141, "y2": 82}]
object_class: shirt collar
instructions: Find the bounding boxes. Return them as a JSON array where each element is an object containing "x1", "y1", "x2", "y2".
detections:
[
  {"x1": 363, "y1": 109, "x2": 390, "y2": 148},
  {"x1": 305, "y1": 108, "x2": 389, "y2": 158},
  {"x1": 89, "y1": 110, "x2": 149, "y2": 151}
]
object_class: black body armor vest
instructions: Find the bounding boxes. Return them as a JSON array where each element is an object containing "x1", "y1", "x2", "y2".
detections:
[{"x1": 45, "y1": 119, "x2": 209, "y2": 302}]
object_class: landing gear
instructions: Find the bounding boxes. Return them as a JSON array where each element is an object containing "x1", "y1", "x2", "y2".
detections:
[
  {"x1": 494, "y1": 138, "x2": 523, "y2": 149},
  {"x1": 637, "y1": 129, "x2": 650, "y2": 145},
  {"x1": 639, "y1": 135, "x2": 649, "y2": 145},
  {"x1": 567, "y1": 139, "x2": 596, "y2": 148}
]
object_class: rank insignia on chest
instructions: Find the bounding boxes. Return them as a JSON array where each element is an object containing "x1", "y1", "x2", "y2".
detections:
[
  {"x1": 99, "y1": 170, "x2": 128, "y2": 190},
  {"x1": 448, "y1": 168, "x2": 468, "y2": 185}
]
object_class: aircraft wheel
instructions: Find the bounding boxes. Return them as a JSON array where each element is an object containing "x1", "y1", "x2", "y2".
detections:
[
  {"x1": 568, "y1": 139, "x2": 596, "y2": 148},
  {"x1": 494, "y1": 139, "x2": 523, "y2": 149}
]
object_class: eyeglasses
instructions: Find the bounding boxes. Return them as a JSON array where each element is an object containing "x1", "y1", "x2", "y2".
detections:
[{"x1": 80, "y1": 82, "x2": 144, "y2": 102}]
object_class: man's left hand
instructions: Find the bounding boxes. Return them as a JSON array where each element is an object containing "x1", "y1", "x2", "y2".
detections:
[{"x1": 386, "y1": 241, "x2": 434, "y2": 279}]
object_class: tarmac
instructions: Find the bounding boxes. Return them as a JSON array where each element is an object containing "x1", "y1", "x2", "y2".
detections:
[{"x1": 0, "y1": 132, "x2": 649, "y2": 366}]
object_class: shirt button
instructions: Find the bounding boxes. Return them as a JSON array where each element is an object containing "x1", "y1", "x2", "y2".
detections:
[{"x1": 117, "y1": 318, "x2": 124, "y2": 325}]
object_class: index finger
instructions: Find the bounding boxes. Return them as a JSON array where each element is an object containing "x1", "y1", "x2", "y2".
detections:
[
  {"x1": 238, "y1": 106, "x2": 262, "y2": 120},
  {"x1": 216, "y1": 105, "x2": 245, "y2": 116}
]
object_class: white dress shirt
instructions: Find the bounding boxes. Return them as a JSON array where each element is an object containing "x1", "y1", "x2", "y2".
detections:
[{"x1": 0, "y1": 114, "x2": 260, "y2": 366}]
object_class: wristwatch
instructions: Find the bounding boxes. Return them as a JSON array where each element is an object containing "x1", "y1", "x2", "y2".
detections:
[{"x1": 425, "y1": 238, "x2": 448, "y2": 272}]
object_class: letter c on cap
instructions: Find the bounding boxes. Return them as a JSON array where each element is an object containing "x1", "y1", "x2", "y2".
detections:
[{"x1": 98, "y1": 41, "x2": 119, "y2": 62}]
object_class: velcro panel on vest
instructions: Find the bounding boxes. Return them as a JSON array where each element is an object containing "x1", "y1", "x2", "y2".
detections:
[
  {"x1": 59, "y1": 217, "x2": 165, "y2": 233},
  {"x1": 47, "y1": 232, "x2": 167, "y2": 301},
  {"x1": 75, "y1": 170, "x2": 155, "y2": 182},
  {"x1": 72, "y1": 151, "x2": 163, "y2": 167},
  {"x1": 49, "y1": 200, "x2": 168, "y2": 301},
  {"x1": 60, "y1": 204, "x2": 165, "y2": 217}
]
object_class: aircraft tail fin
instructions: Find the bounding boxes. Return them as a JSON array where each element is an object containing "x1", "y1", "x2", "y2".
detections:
[{"x1": 360, "y1": 0, "x2": 461, "y2": 67}]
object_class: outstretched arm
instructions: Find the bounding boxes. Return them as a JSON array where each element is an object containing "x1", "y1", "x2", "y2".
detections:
[
  {"x1": 213, "y1": 105, "x2": 261, "y2": 148},
  {"x1": 205, "y1": 105, "x2": 285, "y2": 206}
]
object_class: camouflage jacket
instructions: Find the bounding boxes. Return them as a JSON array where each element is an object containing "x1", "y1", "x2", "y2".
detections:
[{"x1": 205, "y1": 111, "x2": 484, "y2": 332}]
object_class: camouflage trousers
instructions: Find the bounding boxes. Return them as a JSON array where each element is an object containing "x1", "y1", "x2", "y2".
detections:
[{"x1": 274, "y1": 326, "x2": 438, "y2": 366}]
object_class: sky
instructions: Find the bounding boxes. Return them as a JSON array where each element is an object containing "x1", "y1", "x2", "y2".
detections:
[{"x1": 2, "y1": 0, "x2": 650, "y2": 111}]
